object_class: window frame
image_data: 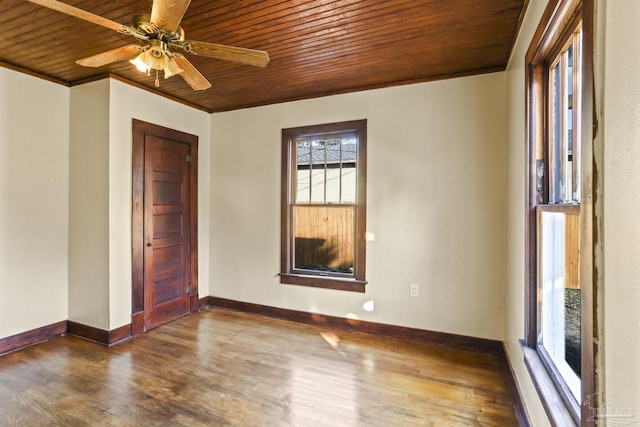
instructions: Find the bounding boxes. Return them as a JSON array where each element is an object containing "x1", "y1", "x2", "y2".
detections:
[
  {"x1": 280, "y1": 120, "x2": 367, "y2": 292},
  {"x1": 524, "y1": 0, "x2": 597, "y2": 425}
]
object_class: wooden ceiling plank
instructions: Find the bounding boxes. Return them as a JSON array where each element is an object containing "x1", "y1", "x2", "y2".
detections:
[
  {"x1": 0, "y1": 0, "x2": 525, "y2": 112},
  {"x1": 5, "y1": 0, "x2": 504, "y2": 65},
  {"x1": 0, "y1": 1, "x2": 140, "y2": 36},
  {"x1": 213, "y1": 2, "x2": 521, "y2": 57},
  {"x1": 206, "y1": 50, "x2": 504, "y2": 96},
  {"x1": 185, "y1": 0, "x2": 414, "y2": 46},
  {"x1": 185, "y1": 0, "x2": 480, "y2": 63},
  {"x1": 18, "y1": 0, "x2": 427, "y2": 76},
  {"x1": 222, "y1": 0, "x2": 513, "y2": 49},
  {"x1": 6, "y1": 33, "x2": 131, "y2": 65}
]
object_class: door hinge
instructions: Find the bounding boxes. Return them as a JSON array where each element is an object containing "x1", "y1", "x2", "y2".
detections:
[
  {"x1": 186, "y1": 283, "x2": 191, "y2": 295},
  {"x1": 186, "y1": 154, "x2": 191, "y2": 164}
]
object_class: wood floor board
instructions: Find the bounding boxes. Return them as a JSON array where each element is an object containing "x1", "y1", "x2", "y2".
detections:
[{"x1": 0, "y1": 308, "x2": 520, "y2": 426}]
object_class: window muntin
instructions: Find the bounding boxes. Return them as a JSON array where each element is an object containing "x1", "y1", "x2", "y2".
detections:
[{"x1": 281, "y1": 120, "x2": 367, "y2": 292}]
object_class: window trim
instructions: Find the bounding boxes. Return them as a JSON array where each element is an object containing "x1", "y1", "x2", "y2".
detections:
[
  {"x1": 524, "y1": 0, "x2": 597, "y2": 424},
  {"x1": 280, "y1": 120, "x2": 367, "y2": 292}
]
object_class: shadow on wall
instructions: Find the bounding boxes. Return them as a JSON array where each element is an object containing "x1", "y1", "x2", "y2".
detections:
[{"x1": 294, "y1": 237, "x2": 352, "y2": 274}]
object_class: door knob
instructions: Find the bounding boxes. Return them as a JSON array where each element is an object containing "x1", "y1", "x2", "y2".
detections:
[{"x1": 146, "y1": 243, "x2": 152, "y2": 247}]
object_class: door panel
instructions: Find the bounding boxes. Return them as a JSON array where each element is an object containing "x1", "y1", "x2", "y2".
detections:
[{"x1": 143, "y1": 135, "x2": 191, "y2": 330}]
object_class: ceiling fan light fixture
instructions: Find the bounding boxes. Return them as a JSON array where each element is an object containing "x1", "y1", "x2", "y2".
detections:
[
  {"x1": 164, "y1": 57, "x2": 184, "y2": 79},
  {"x1": 130, "y1": 52, "x2": 149, "y2": 73},
  {"x1": 129, "y1": 40, "x2": 168, "y2": 74},
  {"x1": 145, "y1": 40, "x2": 169, "y2": 70}
]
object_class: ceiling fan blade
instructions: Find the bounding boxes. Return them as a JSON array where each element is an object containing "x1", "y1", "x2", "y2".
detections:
[
  {"x1": 25, "y1": 0, "x2": 133, "y2": 34},
  {"x1": 76, "y1": 44, "x2": 141, "y2": 68},
  {"x1": 183, "y1": 41, "x2": 270, "y2": 67},
  {"x1": 150, "y1": 0, "x2": 191, "y2": 33},
  {"x1": 173, "y1": 56, "x2": 211, "y2": 91}
]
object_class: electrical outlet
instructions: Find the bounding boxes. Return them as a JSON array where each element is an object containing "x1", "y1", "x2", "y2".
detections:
[{"x1": 410, "y1": 283, "x2": 419, "y2": 297}]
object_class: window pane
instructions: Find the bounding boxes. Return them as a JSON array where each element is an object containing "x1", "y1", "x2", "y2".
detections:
[
  {"x1": 325, "y1": 168, "x2": 341, "y2": 204},
  {"x1": 325, "y1": 139, "x2": 341, "y2": 203},
  {"x1": 341, "y1": 167, "x2": 357, "y2": 203},
  {"x1": 296, "y1": 141, "x2": 310, "y2": 203},
  {"x1": 310, "y1": 168, "x2": 325, "y2": 203},
  {"x1": 550, "y1": 62, "x2": 561, "y2": 203},
  {"x1": 571, "y1": 32, "x2": 582, "y2": 203},
  {"x1": 310, "y1": 140, "x2": 326, "y2": 203},
  {"x1": 538, "y1": 210, "x2": 581, "y2": 401},
  {"x1": 293, "y1": 205, "x2": 354, "y2": 274},
  {"x1": 564, "y1": 44, "x2": 574, "y2": 203},
  {"x1": 341, "y1": 137, "x2": 357, "y2": 203}
]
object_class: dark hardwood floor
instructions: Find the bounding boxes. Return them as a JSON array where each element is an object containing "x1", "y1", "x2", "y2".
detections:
[{"x1": 0, "y1": 308, "x2": 519, "y2": 426}]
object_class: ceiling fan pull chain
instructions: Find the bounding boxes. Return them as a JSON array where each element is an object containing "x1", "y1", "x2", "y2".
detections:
[{"x1": 155, "y1": 69, "x2": 160, "y2": 87}]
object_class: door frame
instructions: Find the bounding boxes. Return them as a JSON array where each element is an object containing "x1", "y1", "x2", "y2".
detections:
[{"x1": 131, "y1": 119, "x2": 199, "y2": 335}]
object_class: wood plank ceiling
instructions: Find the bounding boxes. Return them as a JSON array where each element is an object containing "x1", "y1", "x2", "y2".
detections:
[{"x1": 0, "y1": 0, "x2": 526, "y2": 113}]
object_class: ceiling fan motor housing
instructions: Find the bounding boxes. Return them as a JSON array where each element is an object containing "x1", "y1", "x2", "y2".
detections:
[{"x1": 133, "y1": 14, "x2": 185, "y2": 43}]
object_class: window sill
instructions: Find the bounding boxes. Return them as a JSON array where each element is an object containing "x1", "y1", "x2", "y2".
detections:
[
  {"x1": 521, "y1": 340, "x2": 578, "y2": 427},
  {"x1": 279, "y1": 273, "x2": 366, "y2": 293}
]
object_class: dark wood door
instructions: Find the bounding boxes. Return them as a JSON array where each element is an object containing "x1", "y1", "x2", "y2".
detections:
[
  {"x1": 143, "y1": 135, "x2": 192, "y2": 330},
  {"x1": 132, "y1": 120, "x2": 198, "y2": 334}
]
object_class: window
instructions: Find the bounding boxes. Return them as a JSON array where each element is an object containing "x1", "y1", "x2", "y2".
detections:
[
  {"x1": 280, "y1": 120, "x2": 367, "y2": 292},
  {"x1": 538, "y1": 26, "x2": 583, "y2": 404},
  {"x1": 525, "y1": 0, "x2": 594, "y2": 424}
]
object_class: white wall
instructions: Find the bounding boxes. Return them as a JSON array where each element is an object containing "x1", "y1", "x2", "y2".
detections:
[
  {"x1": 503, "y1": 0, "x2": 553, "y2": 424},
  {"x1": 108, "y1": 80, "x2": 211, "y2": 329},
  {"x1": 210, "y1": 73, "x2": 508, "y2": 340},
  {"x1": 68, "y1": 80, "x2": 110, "y2": 329},
  {"x1": 2, "y1": 75, "x2": 211, "y2": 336},
  {"x1": 0, "y1": 68, "x2": 70, "y2": 339},
  {"x1": 1, "y1": 73, "x2": 211, "y2": 336},
  {"x1": 601, "y1": 0, "x2": 640, "y2": 416}
]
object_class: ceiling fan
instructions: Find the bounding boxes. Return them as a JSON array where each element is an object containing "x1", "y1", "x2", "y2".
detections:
[{"x1": 25, "y1": 0, "x2": 270, "y2": 90}]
